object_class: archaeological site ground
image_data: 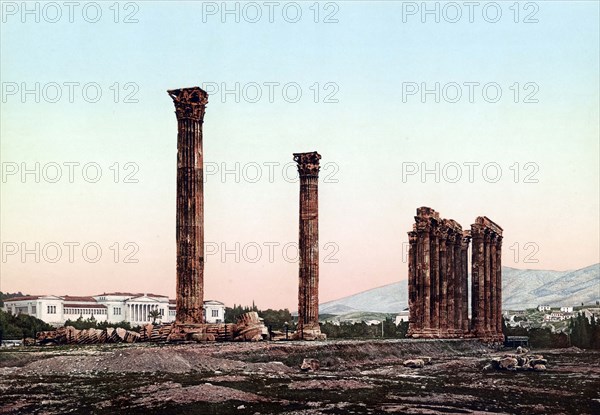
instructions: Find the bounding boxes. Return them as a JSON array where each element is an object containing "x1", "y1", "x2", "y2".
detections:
[{"x1": 1, "y1": 340, "x2": 599, "y2": 414}]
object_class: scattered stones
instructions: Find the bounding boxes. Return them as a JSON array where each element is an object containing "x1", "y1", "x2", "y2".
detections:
[
  {"x1": 300, "y1": 358, "x2": 320, "y2": 372},
  {"x1": 191, "y1": 333, "x2": 216, "y2": 342},
  {"x1": 23, "y1": 338, "x2": 35, "y2": 346},
  {"x1": 419, "y1": 356, "x2": 432, "y2": 365},
  {"x1": 489, "y1": 352, "x2": 549, "y2": 372},
  {"x1": 403, "y1": 359, "x2": 425, "y2": 368},
  {"x1": 497, "y1": 357, "x2": 518, "y2": 370},
  {"x1": 288, "y1": 379, "x2": 374, "y2": 390}
]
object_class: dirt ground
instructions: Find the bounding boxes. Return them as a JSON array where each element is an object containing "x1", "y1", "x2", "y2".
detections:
[{"x1": 1, "y1": 339, "x2": 598, "y2": 414}]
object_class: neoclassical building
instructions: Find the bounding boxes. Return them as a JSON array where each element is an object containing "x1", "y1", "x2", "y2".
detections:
[{"x1": 3, "y1": 293, "x2": 225, "y2": 327}]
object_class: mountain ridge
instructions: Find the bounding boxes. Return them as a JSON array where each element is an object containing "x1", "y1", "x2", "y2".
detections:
[{"x1": 319, "y1": 264, "x2": 600, "y2": 315}]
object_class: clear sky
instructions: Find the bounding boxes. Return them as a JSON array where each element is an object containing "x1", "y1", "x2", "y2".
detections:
[{"x1": 1, "y1": 1, "x2": 598, "y2": 309}]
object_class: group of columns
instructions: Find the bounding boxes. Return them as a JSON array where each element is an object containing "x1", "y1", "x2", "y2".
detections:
[
  {"x1": 168, "y1": 87, "x2": 323, "y2": 339},
  {"x1": 128, "y1": 303, "x2": 162, "y2": 323},
  {"x1": 407, "y1": 207, "x2": 504, "y2": 342},
  {"x1": 471, "y1": 216, "x2": 504, "y2": 341}
]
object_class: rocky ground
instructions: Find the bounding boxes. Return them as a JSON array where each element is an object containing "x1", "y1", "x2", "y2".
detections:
[{"x1": 0, "y1": 339, "x2": 598, "y2": 414}]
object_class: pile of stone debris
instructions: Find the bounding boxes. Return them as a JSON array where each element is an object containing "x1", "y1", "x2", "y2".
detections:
[
  {"x1": 34, "y1": 312, "x2": 267, "y2": 346},
  {"x1": 486, "y1": 346, "x2": 548, "y2": 371}
]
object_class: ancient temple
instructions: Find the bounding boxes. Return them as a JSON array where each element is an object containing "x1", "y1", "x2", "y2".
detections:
[{"x1": 407, "y1": 207, "x2": 504, "y2": 342}]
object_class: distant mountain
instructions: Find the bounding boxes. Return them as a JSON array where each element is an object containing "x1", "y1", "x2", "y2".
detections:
[
  {"x1": 505, "y1": 264, "x2": 600, "y2": 309},
  {"x1": 319, "y1": 264, "x2": 600, "y2": 315}
]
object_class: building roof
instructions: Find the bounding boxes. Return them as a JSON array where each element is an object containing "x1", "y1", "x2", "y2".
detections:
[
  {"x1": 63, "y1": 296, "x2": 97, "y2": 302},
  {"x1": 64, "y1": 303, "x2": 107, "y2": 309},
  {"x1": 97, "y1": 292, "x2": 169, "y2": 298},
  {"x1": 3, "y1": 295, "x2": 42, "y2": 302},
  {"x1": 4, "y1": 295, "x2": 63, "y2": 302}
]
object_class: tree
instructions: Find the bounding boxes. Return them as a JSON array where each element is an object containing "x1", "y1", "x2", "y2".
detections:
[
  {"x1": 259, "y1": 308, "x2": 292, "y2": 331},
  {"x1": 225, "y1": 304, "x2": 259, "y2": 323},
  {"x1": 569, "y1": 312, "x2": 600, "y2": 349},
  {"x1": 148, "y1": 309, "x2": 161, "y2": 324},
  {"x1": 0, "y1": 309, "x2": 52, "y2": 340}
]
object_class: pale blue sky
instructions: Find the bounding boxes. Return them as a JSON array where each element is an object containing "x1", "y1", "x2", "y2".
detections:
[{"x1": 1, "y1": 1, "x2": 598, "y2": 308}]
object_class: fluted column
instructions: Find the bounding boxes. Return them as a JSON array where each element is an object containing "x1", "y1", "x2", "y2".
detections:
[
  {"x1": 484, "y1": 231, "x2": 493, "y2": 337},
  {"x1": 490, "y1": 235, "x2": 498, "y2": 335},
  {"x1": 407, "y1": 231, "x2": 418, "y2": 333},
  {"x1": 460, "y1": 231, "x2": 471, "y2": 334},
  {"x1": 471, "y1": 224, "x2": 485, "y2": 336},
  {"x1": 421, "y1": 221, "x2": 432, "y2": 332},
  {"x1": 496, "y1": 236, "x2": 504, "y2": 340},
  {"x1": 438, "y1": 228, "x2": 448, "y2": 336},
  {"x1": 445, "y1": 230, "x2": 456, "y2": 334},
  {"x1": 431, "y1": 227, "x2": 440, "y2": 332},
  {"x1": 168, "y1": 87, "x2": 208, "y2": 325},
  {"x1": 453, "y1": 230, "x2": 462, "y2": 335},
  {"x1": 294, "y1": 151, "x2": 321, "y2": 338}
]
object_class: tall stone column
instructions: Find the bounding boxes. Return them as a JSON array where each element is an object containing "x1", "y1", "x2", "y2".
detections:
[
  {"x1": 168, "y1": 87, "x2": 208, "y2": 325},
  {"x1": 439, "y1": 227, "x2": 449, "y2": 336},
  {"x1": 495, "y1": 235, "x2": 504, "y2": 341},
  {"x1": 418, "y1": 218, "x2": 432, "y2": 333},
  {"x1": 407, "y1": 231, "x2": 419, "y2": 334},
  {"x1": 431, "y1": 227, "x2": 441, "y2": 333},
  {"x1": 446, "y1": 228, "x2": 456, "y2": 336},
  {"x1": 490, "y1": 234, "x2": 498, "y2": 335},
  {"x1": 484, "y1": 231, "x2": 492, "y2": 337},
  {"x1": 460, "y1": 231, "x2": 471, "y2": 335},
  {"x1": 453, "y1": 229, "x2": 463, "y2": 335},
  {"x1": 294, "y1": 151, "x2": 322, "y2": 340},
  {"x1": 471, "y1": 223, "x2": 485, "y2": 336}
]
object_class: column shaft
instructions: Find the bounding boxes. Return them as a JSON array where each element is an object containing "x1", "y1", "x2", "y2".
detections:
[
  {"x1": 431, "y1": 228, "x2": 440, "y2": 332},
  {"x1": 407, "y1": 232, "x2": 418, "y2": 333},
  {"x1": 496, "y1": 237, "x2": 503, "y2": 340},
  {"x1": 490, "y1": 237, "x2": 497, "y2": 335},
  {"x1": 461, "y1": 232, "x2": 471, "y2": 334},
  {"x1": 484, "y1": 233, "x2": 492, "y2": 336}
]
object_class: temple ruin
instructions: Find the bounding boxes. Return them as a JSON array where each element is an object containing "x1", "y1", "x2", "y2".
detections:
[
  {"x1": 293, "y1": 152, "x2": 325, "y2": 340},
  {"x1": 407, "y1": 207, "x2": 504, "y2": 342}
]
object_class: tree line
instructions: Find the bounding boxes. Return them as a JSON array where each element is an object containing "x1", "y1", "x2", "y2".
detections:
[{"x1": 503, "y1": 312, "x2": 600, "y2": 349}]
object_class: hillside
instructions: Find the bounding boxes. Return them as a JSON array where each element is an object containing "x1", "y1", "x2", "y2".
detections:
[{"x1": 319, "y1": 264, "x2": 600, "y2": 315}]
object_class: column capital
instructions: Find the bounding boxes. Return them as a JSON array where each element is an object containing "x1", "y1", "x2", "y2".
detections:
[
  {"x1": 408, "y1": 231, "x2": 418, "y2": 244},
  {"x1": 168, "y1": 87, "x2": 209, "y2": 121},
  {"x1": 484, "y1": 229, "x2": 492, "y2": 242},
  {"x1": 293, "y1": 151, "x2": 321, "y2": 177},
  {"x1": 496, "y1": 235, "x2": 503, "y2": 247},
  {"x1": 415, "y1": 217, "x2": 432, "y2": 233},
  {"x1": 475, "y1": 216, "x2": 503, "y2": 235},
  {"x1": 461, "y1": 230, "x2": 472, "y2": 249}
]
